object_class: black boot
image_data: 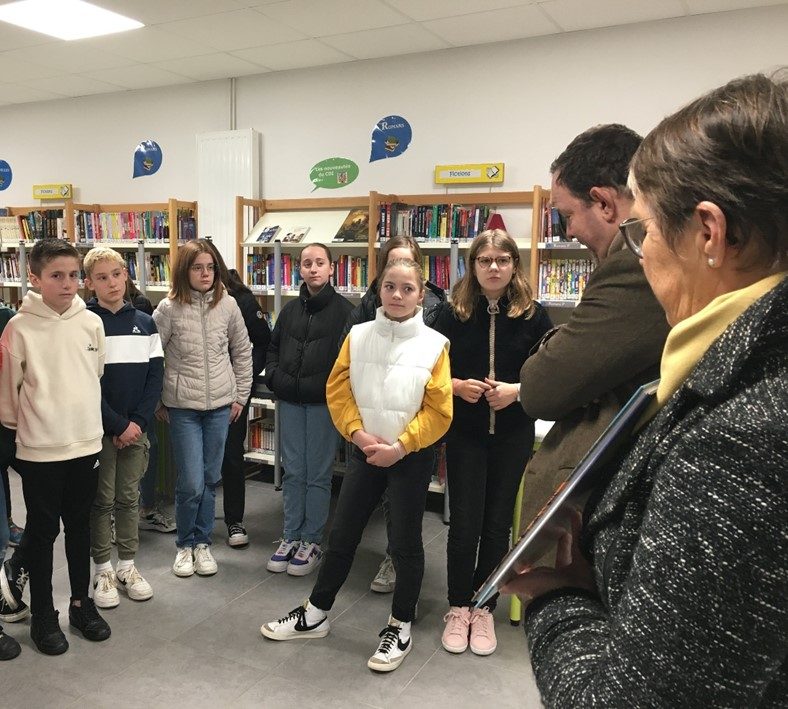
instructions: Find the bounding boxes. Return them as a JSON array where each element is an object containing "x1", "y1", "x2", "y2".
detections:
[
  {"x1": 69, "y1": 597, "x2": 111, "y2": 641},
  {"x1": 0, "y1": 624, "x2": 21, "y2": 660},
  {"x1": 31, "y1": 609, "x2": 69, "y2": 655}
]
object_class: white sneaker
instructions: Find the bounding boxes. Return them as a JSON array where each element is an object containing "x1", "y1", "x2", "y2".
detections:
[
  {"x1": 367, "y1": 616, "x2": 412, "y2": 673},
  {"x1": 286, "y1": 541, "x2": 322, "y2": 576},
  {"x1": 260, "y1": 603, "x2": 330, "y2": 641},
  {"x1": 116, "y1": 564, "x2": 153, "y2": 602},
  {"x1": 173, "y1": 547, "x2": 194, "y2": 577},
  {"x1": 92, "y1": 570, "x2": 119, "y2": 609},
  {"x1": 193, "y1": 544, "x2": 218, "y2": 576},
  {"x1": 370, "y1": 555, "x2": 396, "y2": 593},
  {"x1": 266, "y1": 539, "x2": 299, "y2": 573}
]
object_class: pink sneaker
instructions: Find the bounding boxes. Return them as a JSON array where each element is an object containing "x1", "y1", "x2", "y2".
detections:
[
  {"x1": 469, "y1": 607, "x2": 497, "y2": 656},
  {"x1": 441, "y1": 606, "x2": 471, "y2": 653}
]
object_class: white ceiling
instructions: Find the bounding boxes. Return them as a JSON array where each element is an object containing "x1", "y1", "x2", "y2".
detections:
[{"x1": 0, "y1": 0, "x2": 784, "y2": 106}]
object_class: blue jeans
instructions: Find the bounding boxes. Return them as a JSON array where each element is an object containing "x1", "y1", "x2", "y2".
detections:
[
  {"x1": 279, "y1": 401, "x2": 339, "y2": 544},
  {"x1": 0, "y1": 475, "x2": 8, "y2": 560},
  {"x1": 168, "y1": 406, "x2": 231, "y2": 548},
  {"x1": 139, "y1": 424, "x2": 158, "y2": 509}
]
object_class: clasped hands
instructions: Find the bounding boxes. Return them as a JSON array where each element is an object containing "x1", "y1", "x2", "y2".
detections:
[
  {"x1": 454, "y1": 377, "x2": 518, "y2": 410},
  {"x1": 351, "y1": 429, "x2": 403, "y2": 468}
]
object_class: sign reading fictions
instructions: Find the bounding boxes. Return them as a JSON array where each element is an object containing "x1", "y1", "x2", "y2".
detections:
[
  {"x1": 33, "y1": 183, "x2": 73, "y2": 199},
  {"x1": 434, "y1": 163, "x2": 504, "y2": 185}
]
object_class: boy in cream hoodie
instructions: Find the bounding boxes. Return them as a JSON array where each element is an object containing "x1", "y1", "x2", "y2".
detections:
[{"x1": 0, "y1": 239, "x2": 111, "y2": 656}]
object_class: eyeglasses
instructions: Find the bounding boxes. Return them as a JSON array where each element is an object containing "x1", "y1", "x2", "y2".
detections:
[
  {"x1": 474, "y1": 255, "x2": 515, "y2": 269},
  {"x1": 190, "y1": 263, "x2": 216, "y2": 273},
  {"x1": 619, "y1": 217, "x2": 651, "y2": 257}
]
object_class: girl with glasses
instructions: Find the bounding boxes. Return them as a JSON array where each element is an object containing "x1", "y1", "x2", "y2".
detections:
[
  {"x1": 432, "y1": 229, "x2": 552, "y2": 657},
  {"x1": 153, "y1": 240, "x2": 253, "y2": 579}
]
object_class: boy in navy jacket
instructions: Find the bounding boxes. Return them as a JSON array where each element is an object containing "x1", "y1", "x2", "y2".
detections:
[{"x1": 84, "y1": 247, "x2": 163, "y2": 610}]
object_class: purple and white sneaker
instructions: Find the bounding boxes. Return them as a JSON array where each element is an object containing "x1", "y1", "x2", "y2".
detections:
[
  {"x1": 266, "y1": 539, "x2": 299, "y2": 573},
  {"x1": 287, "y1": 542, "x2": 322, "y2": 577}
]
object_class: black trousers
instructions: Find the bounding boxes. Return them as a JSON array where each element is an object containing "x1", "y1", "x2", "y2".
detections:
[
  {"x1": 446, "y1": 425, "x2": 533, "y2": 610},
  {"x1": 1, "y1": 465, "x2": 10, "y2": 518},
  {"x1": 310, "y1": 446, "x2": 433, "y2": 622},
  {"x1": 221, "y1": 399, "x2": 251, "y2": 525},
  {"x1": 13, "y1": 454, "x2": 99, "y2": 616}
]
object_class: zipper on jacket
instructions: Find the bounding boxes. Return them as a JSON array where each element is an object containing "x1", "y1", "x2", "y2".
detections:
[
  {"x1": 487, "y1": 299, "x2": 499, "y2": 434},
  {"x1": 200, "y1": 293, "x2": 211, "y2": 410},
  {"x1": 295, "y1": 310, "x2": 313, "y2": 402}
]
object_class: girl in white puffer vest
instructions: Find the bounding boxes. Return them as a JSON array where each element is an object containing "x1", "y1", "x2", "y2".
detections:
[{"x1": 260, "y1": 258, "x2": 452, "y2": 674}]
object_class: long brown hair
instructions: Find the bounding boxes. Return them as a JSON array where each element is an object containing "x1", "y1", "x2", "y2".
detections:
[
  {"x1": 377, "y1": 235, "x2": 423, "y2": 274},
  {"x1": 450, "y1": 229, "x2": 534, "y2": 321},
  {"x1": 169, "y1": 239, "x2": 224, "y2": 307}
]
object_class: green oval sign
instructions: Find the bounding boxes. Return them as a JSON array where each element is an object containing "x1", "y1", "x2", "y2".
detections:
[{"x1": 309, "y1": 157, "x2": 359, "y2": 191}]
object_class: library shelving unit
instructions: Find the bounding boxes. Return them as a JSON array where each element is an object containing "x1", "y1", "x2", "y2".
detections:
[
  {"x1": 0, "y1": 205, "x2": 67, "y2": 299},
  {"x1": 235, "y1": 194, "x2": 374, "y2": 319},
  {"x1": 65, "y1": 198, "x2": 198, "y2": 297},
  {"x1": 235, "y1": 194, "x2": 375, "y2": 488},
  {"x1": 529, "y1": 184, "x2": 595, "y2": 317},
  {"x1": 373, "y1": 189, "x2": 538, "y2": 299}
]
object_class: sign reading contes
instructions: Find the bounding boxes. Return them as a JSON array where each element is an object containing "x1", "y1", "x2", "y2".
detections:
[
  {"x1": 32, "y1": 183, "x2": 73, "y2": 200},
  {"x1": 434, "y1": 163, "x2": 504, "y2": 185}
]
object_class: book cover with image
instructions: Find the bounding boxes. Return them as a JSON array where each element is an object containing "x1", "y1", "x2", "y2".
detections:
[
  {"x1": 257, "y1": 225, "x2": 281, "y2": 243},
  {"x1": 332, "y1": 209, "x2": 369, "y2": 243},
  {"x1": 282, "y1": 226, "x2": 310, "y2": 243}
]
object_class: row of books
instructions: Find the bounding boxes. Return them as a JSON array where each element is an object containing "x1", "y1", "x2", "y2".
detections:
[
  {"x1": 120, "y1": 253, "x2": 171, "y2": 285},
  {"x1": 0, "y1": 211, "x2": 65, "y2": 242},
  {"x1": 0, "y1": 253, "x2": 22, "y2": 281},
  {"x1": 248, "y1": 419, "x2": 276, "y2": 453},
  {"x1": 246, "y1": 254, "x2": 369, "y2": 292},
  {"x1": 378, "y1": 203, "x2": 492, "y2": 241},
  {"x1": 245, "y1": 209, "x2": 369, "y2": 245},
  {"x1": 537, "y1": 258, "x2": 595, "y2": 302},
  {"x1": 74, "y1": 209, "x2": 170, "y2": 244},
  {"x1": 419, "y1": 255, "x2": 465, "y2": 291},
  {"x1": 541, "y1": 203, "x2": 569, "y2": 243}
]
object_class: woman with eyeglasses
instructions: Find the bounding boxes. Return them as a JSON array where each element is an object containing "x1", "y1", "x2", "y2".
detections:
[
  {"x1": 506, "y1": 73, "x2": 788, "y2": 707},
  {"x1": 153, "y1": 240, "x2": 253, "y2": 579},
  {"x1": 432, "y1": 229, "x2": 552, "y2": 656}
]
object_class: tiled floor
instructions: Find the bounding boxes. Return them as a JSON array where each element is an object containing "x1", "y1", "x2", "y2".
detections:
[{"x1": 1, "y1": 471, "x2": 544, "y2": 708}]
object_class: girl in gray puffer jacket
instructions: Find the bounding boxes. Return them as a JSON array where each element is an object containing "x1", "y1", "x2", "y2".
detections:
[{"x1": 153, "y1": 240, "x2": 252, "y2": 579}]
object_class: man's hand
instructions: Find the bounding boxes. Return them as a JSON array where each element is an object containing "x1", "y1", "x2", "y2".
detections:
[
  {"x1": 230, "y1": 402, "x2": 244, "y2": 423},
  {"x1": 155, "y1": 405, "x2": 169, "y2": 423}
]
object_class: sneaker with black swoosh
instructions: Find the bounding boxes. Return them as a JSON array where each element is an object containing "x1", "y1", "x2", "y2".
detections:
[
  {"x1": 260, "y1": 602, "x2": 330, "y2": 640},
  {"x1": 367, "y1": 616, "x2": 412, "y2": 672}
]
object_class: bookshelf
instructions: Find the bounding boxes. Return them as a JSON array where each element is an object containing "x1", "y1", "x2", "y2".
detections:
[
  {"x1": 373, "y1": 190, "x2": 537, "y2": 298},
  {"x1": 65, "y1": 199, "x2": 198, "y2": 297},
  {"x1": 529, "y1": 185, "x2": 595, "y2": 315},
  {"x1": 235, "y1": 195, "x2": 373, "y2": 319}
]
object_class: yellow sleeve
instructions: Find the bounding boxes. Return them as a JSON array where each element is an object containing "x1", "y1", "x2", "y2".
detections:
[
  {"x1": 325, "y1": 336, "x2": 364, "y2": 442},
  {"x1": 398, "y1": 345, "x2": 453, "y2": 454}
]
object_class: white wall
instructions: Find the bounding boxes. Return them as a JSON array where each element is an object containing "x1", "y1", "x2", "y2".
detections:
[{"x1": 1, "y1": 4, "x2": 786, "y2": 224}]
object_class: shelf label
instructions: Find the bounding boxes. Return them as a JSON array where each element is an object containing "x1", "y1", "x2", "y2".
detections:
[
  {"x1": 434, "y1": 163, "x2": 504, "y2": 185},
  {"x1": 33, "y1": 183, "x2": 72, "y2": 199}
]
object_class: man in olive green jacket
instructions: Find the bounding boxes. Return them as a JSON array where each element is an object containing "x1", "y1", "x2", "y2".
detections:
[{"x1": 519, "y1": 125, "x2": 670, "y2": 540}]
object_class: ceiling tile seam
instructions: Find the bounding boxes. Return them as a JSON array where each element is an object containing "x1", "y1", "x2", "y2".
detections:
[{"x1": 534, "y1": 2, "x2": 566, "y2": 33}]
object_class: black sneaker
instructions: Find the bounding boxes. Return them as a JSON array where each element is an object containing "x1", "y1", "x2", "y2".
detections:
[
  {"x1": 69, "y1": 598, "x2": 111, "y2": 642},
  {"x1": 227, "y1": 522, "x2": 249, "y2": 548},
  {"x1": 31, "y1": 610, "x2": 69, "y2": 655},
  {"x1": 0, "y1": 624, "x2": 21, "y2": 660},
  {"x1": 0, "y1": 559, "x2": 29, "y2": 622}
]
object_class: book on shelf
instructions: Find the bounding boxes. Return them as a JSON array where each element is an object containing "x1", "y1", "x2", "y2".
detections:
[
  {"x1": 255, "y1": 225, "x2": 280, "y2": 243},
  {"x1": 378, "y1": 203, "x2": 490, "y2": 241},
  {"x1": 332, "y1": 209, "x2": 369, "y2": 243},
  {"x1": 538, "y1": 258, "x2": 594, "y2": 303},
  {"x1": 74, "y1": 210, "x2": 170, "y2": 244},
  {"x1": 246, "y1": 252, "x2": 368, "y2": 293},
  {"x1": 245, "y1": 217, "x2": 271, "y2": 244},
  {"x1": 0, "y1": 253, "x2": 21, "y2": 281},
  {"x1": 0, "y1": 216, "x2": 21, "y2": 243},
  {"x1": 282, "y1": 226, "x2": 309, "y2": 243}
]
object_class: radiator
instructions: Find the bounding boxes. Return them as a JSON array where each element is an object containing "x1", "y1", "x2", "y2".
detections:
[{"x1": 196, "y1": 129, "x2": 261, "y2": 269}]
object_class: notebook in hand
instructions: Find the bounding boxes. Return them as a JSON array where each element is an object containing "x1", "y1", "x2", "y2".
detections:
[{"x1": 472, "y1": 379, "x2": 659, "y2": 609}]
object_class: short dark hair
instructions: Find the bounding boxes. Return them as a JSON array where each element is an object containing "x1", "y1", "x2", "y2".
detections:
[
  {"x1": 29, "y1": 238, "x2": 80, "y2": 276},
  {"x1": 631, "y1": 72, "x2": 787, "y2": 268},
  {"x1": 301, "y1": 243, "x2": 333, "y2": 262},
  {"x1": 551, "y1": 124, "x2": 643, "y2": 202}
]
